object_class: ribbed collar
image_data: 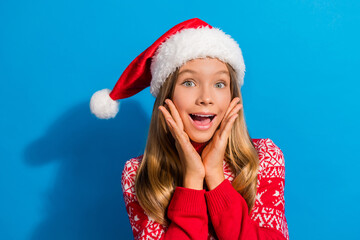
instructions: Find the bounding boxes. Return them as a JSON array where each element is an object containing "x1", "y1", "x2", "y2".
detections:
[{"x1": 190, "y1": 140, "x2": 209, "y2": 155}]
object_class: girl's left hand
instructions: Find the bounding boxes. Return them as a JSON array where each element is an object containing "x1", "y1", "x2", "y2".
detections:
[{"x1": 202, "y1": 97, "x2": 243, "y2": 190}]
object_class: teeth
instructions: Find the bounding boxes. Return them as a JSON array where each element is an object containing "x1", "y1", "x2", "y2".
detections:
[{"x1": 193, "y1": 114, "x2": 214, "y2": 117}]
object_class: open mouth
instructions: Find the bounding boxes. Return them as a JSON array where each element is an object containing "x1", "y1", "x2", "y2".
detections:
[{"x1": 189, "y1": 114, "x2": 216, "y2": 125}]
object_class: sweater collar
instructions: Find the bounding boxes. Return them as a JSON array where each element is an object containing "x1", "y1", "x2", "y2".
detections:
[{"x1": 190, "y1": 140, "x2": 209, "y2": 155}]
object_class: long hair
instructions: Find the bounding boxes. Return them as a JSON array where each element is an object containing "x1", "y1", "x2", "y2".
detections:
[{"x1": 135, "y1": 59, "x2": 259, "y2": 225}]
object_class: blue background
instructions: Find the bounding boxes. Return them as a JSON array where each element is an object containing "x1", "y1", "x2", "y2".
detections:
[{"x1": 1, "y1": 0, "x2": 359, "y2": 239}]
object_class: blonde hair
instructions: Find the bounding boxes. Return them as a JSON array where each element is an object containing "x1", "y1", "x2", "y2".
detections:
[{"x1": 135, "y1": 59, "x2": 259, "y2": 225}]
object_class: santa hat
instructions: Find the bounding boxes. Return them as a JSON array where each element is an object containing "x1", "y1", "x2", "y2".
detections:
[{"x1": 90, "y1": 18, "x2": 245, "y2": 119}]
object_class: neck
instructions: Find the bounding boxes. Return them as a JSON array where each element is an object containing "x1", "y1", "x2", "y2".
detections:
[{"x1": 190, "y1": 140, "x2": 209, "y2": 155}]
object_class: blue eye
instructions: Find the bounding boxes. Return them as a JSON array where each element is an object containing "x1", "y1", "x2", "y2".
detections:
[
  {"x1": 215, "y1": 82, "x2": 226, "y2": 88},
  {"x1": 182, "y1": 81, "x2": 195, "y2": 87}
]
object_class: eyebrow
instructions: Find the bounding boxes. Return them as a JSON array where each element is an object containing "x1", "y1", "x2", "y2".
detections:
[{"x1": 178, "y1": 69, "x2": 230, "y2": 77}]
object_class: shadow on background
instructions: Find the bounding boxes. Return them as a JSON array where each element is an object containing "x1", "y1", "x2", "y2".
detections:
[{"x1": 23, "y1": 100, "x2": 149, "y2": 240}]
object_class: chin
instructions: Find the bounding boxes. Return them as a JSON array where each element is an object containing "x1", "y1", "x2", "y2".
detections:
[{"x1": 189, "y1": 132, "x2": 214, "y2": 144}]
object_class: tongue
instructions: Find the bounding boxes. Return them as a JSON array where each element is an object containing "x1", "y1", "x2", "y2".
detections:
[{"x1": 193, "y1": 116, "x2": 211, "y2": 125}]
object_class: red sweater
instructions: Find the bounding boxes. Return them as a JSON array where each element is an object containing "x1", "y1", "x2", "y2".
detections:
[{"x1": 121, "y1": 138, "x2": 289, "y2": 239}]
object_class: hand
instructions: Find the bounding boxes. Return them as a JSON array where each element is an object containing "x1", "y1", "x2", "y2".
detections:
[
  {"x1": 158, "y1": 99, "x2": 205, "y2": 190},
  {"x1": 201, "y1": 97, "x2": 243, "y2": 190}
]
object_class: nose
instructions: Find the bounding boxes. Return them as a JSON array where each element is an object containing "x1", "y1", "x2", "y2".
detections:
[{"x1": 195, "y1": 86, "x2": 213, "y2": 105}]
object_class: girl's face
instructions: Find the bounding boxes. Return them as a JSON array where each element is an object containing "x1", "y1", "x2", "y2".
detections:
[{"x1": 172, "y1": 57, "x2": 232, "y2": 143}]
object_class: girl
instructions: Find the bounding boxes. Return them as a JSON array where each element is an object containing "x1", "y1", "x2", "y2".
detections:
[{"x1": 90, "y1": 18, "x2": 289, "y2": 240}]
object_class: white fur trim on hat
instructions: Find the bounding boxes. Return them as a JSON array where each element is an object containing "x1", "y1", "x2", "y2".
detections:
[
  {"x1": 150, "y1": 26, "x2": 245, "y2": 97},
  {"x1": 90, "y1": 89, "x2": 120, "y2": 119}
]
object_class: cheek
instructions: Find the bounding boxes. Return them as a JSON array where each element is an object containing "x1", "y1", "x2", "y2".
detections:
[
  {"x1": 172, "y1": 88, "x2": 192, "y2": 111},
  {"x1": 172, "y1": 95, "x2": 190, "y2": 120},
  {"x1": 216, "y1": 93, "x2": 232, "y2": 112}
]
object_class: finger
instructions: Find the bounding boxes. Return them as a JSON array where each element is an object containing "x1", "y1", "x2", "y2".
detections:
[
  {"x1": 158, "y1": 106, "x2": 177, "y2": 136},
  {"x1": 165, "y1": 99, "x2": 184, "y2": 130},
  {"x1": 158, "y1": 105, "x2": 174, "y2": 123},
  {"x1": 219, "y1": 103, "x2": 242, "y2": 134},
  {"x1": 226, "y1": 102, "x2": 243, "y2": 119},
  {"x1": 223, "y1": 97, "x2": 241, "y2": 121},
  {"x1": 220, "y1": 113, "x2": 238, "y2": 140},
  {"x1": 159, "y1": 105, "x2": 187, "y2": 144}
]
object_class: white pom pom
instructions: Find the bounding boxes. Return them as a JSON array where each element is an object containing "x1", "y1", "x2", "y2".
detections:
[{"x1": 90, "y1": 89, "x2": 120, "y2": 119}]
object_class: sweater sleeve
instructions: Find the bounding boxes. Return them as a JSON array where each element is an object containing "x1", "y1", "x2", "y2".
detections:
[
  {"x1": 204, "y1": 138, "x2": 289, "y2": 240},
  {"x1": 121, "y1": 157, "x2": 208, "y2": 240},
  {"x1": 164, "y1": 186, "x2": 209, "y2": 239}
]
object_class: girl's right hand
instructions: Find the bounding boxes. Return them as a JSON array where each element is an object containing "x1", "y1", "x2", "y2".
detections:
[{"x1": 158, "y1": 99, "x2": 205, "y2": 190}]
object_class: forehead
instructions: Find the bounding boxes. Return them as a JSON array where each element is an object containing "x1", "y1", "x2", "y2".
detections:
[{"x1": 178, "y1": 58, "x2": 230, "y2": 77}]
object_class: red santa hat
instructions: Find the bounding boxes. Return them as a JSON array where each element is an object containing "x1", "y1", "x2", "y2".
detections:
[{"x1": 90, "y1": 18, "x2": 245, "y2": 119}]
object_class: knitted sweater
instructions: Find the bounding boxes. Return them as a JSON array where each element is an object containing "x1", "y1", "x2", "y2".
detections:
[{"x1": 121, "y1": 138, "x2": 289, "y2": 239}]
